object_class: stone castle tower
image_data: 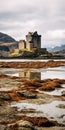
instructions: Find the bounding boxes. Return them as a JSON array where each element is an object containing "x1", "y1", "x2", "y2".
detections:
[{"x1": 19, "y1": 31, "x2": 41, "y2": 51}]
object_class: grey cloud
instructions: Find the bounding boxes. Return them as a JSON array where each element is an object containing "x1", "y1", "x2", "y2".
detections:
[{"x1": 0, "y1": 0, "x2": 65, "y2": 48}]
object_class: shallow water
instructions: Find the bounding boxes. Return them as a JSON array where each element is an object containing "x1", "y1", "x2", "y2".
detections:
[
  {"x1": 37, "y1": 86, "x2": 65, "y2": 96},
  {"x1": 11, "y1": 100, "x2": 65, "y2": 124},
  {"x1": 0, "y1": 66, "x2": 65, "y2": 96},
  {"x1": 0, "y1": 59, "x2": 65, "y2": 62},
  {"x1": 0, "y1": 66, "x2": 65, "y2": 79},
  {"x1": 0, "y1": 63, "x2": 65, "y2": 125}
]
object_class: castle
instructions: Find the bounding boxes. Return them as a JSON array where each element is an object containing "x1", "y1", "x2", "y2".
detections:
[{"x1": 19, "y1": 31, "x2": 41, "y2": 51}]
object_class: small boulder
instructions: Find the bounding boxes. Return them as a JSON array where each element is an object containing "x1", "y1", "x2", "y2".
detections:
[
  {"x1": 63, "y1": 116, "x2": 65, "y2": 123},
  {"x1": 17, "y1": 91, "x2": 37, "y2": 99},
  {"x1": 17, "y1": 120, "x2": 33, "y2": 127},
  {"x1": 0, "y1": 93, "x2": 11, "y2": 100},
  {"x1": 57, "y1": 104, "x2": 65, "y2": 109},
  {"x1": 0, "y1": 125, "x2": 6, "y2": 130},
  {"x1": 17, "y1": 120, "x2": 36, "y2": 130},
  {"x1": 61, "y1": 91, "x2": 65, "y2": 96},
  {"x1": 0, "y1": 101, "x2": 2, "y2": 106}
]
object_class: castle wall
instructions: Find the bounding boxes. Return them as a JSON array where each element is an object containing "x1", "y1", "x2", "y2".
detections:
[
  {"x1": 32, "y1": 36, "x2": 41, "y2": 49},
  {"x1": 26, "y1": 32, "x2": 41, "y2": 50},
  {"x1": 19, "y1": 40, "x2": 26, "y2": 50},
  {"x1": 26, "y1": 42, "x2": 31, "y2": 50},
  {"x1": 19, "y1": 32, "x2": 41, "y2": 51}
]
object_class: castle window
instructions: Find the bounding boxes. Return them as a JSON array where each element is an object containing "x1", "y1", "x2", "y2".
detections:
[{"x1": 24, "y1": 42, "x2": 26, "y2": 48}]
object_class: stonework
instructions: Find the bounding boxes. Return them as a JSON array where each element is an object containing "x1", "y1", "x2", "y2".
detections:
[
  {"x1": 19, "y1": 31, "x2": 41, "y2": 51},
  {"x1": 19, "y1": 40, "x2": 26, "y2": 50}
]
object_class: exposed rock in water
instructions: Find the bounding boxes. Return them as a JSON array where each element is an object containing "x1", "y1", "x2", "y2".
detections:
[
  {"x1": 6, "y1": 120, "x2": 37, "y2": 130},
  {"x1": 0, "y1": 93, "x2": 12, "y2": 101},
  {"x1": 17, "y1": 91, "x2": 37, "y2": 99},
  {"x1": 57, "y1": 104, "x2": 65, "y2": 109},
  {"x1": 23, "y1": 79, "x2": 64, "y2": 92},
  {"x1": 61, "y1": 91, "x2": 65, "y2": 96},
  {"x1": 63, "y1": 116, "x2": 65, "y2": 123},
  {"x1": 20, "y1": 116, "x2": 63, "y2": 127},
  {"x1": 0, "y1": 106, "x2": 18, "y2": 124},
  {"x1": 0, "y1": 61, "x2": 65, "y2": 68},
  {"x1": 0, "y1": 101, "x2": 2, "y2": 106},
  {"x1": 24, "y1": 80, "x2": 42, "y2": 88},
  {"x1": 0, "y1": 125, "x2": 6, "y2": 130},
  {"x1": 17, "y1": 120, "x2": 36, "y2": 130}
]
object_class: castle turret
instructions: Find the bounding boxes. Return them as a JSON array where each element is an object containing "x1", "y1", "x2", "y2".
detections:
[{"x1": 26, "y1": 31, "x2": 41, "y2": 50}]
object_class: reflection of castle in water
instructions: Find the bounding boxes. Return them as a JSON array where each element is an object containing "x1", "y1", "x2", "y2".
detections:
[{"x1": 19, "y1": 70, "x2": 41, "y2": 80}]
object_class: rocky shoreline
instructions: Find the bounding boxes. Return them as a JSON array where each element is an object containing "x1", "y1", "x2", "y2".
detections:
[
  {"x1": 0, "y1": 60, "x2": 65, "y2": 68},
  {"x1": 0, "y1": 61, "x2": 65, "y2": 130}
]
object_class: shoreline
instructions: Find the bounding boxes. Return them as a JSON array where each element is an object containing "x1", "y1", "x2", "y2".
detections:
[
  {"x1": 0, "y1": 61, "x2": 65, "y2": 130},
  {"x1": 0, "y1": 61, "x2": 65, "y2": 68},
  {"x1": 0, "y1": 73, "x2": 65, "y2": 129}
]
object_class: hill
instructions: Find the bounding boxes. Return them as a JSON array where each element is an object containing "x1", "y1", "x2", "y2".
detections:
[
  {"x1": 0, "y1": 32, "x2": 16, "y2": 43},
  {"x1": 0, "y1": 46, "x2": 9, "y2": 51},
  {"x1": 50, "y1": 45, "x2": 65, "y2": 52},
  {"x1": 53, "y1": 49, "x2": 65, "y2": 56},
  {"x1": 0, "y1": 32, "x2": 18, "y2": 50}
]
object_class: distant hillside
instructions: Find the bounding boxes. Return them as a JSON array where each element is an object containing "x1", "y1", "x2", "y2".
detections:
[
  {"x1": 0, "y1": 32, "x2": 16, "y2": 43},
  {"x1": 0, "y1": 32, "x2": 18, "y2": 50},
  {"x1": 50, "y1": 45, "x2": 65, "y2": 52},
  {"x1": 0, "y1": 46, "x2": 9, "y2": 51},
  {"x1": 53, "y1": 49, "x2": 65, "y2": 56}
]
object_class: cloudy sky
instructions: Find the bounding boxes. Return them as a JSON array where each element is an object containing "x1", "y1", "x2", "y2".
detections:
[{"x1": 0, "y1": 0, "x2": 65, "y2": 48}]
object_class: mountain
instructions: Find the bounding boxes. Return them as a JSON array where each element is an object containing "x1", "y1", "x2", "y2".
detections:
[
  {"x1": 0, "y1": 32, "x2": 16, "y2": 43},
  {"x1": 50, "y1": 45, "x2": 65, "y2": 52},
  {"x1": 53, "y1": 49, "x2": 65, "y2": 56},
  {"x1": 0, "y1": 32, "x2": 18, "y2": 50},
  {"x1": 47, "y1": 47, "x2": 53, "y2": 51},
  {"x1": 0, "y1": 46, "x2": 9, "y2": 51}
]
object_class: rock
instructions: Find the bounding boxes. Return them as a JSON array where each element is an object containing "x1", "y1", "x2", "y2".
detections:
[
  {"x1": 21, "y1": 116, "x2": 61, "y2": 127},
  {"x1": 18, "y1": 128, "x2": 34, "y2": 130},
  {"x1": 0, "y1": 125, "x2": 6, "y2": 130},
  {"x1": 6, "y1": 124, "x2": 18, "y2": 130},
  {"x1": 21, "y1": 108, "x2": 40, "y2": 114},
  {"x1": 0, "y1": 101, "x2": 2, "y2": 106},
  {"x1": 17, "y1": 120, "x2": 36, "y2": 130},
  {"x1": 6, "y1": 120, "x2": 36, "y2": 130},
  {"x1": 0, "y1": 106, "x2": 17, "y2": 124},
  {"x1": 24, "y1": 80, "x2": 42, "y2": 88},
  {"x1": 17, "y1": 120, "x2": 33, "y2": 127},
  {"x1": 17, "y1": 91, "x2": 37, "y2": 99},
  {"x1": 0, "y1": 93, "x2": 12, "y2": 100},
  {"x1": 62, "y1": 91, "x2": 65, "y2": 96},
  {"x1": 63, "y1": 116, "x2": 65, "y2": 123},
  {"x1": 1, "y1": 61, "x2": 65, "y2": 68},
  {"x1": 57, "y1": 104, "x2": 65, "y2": 109}
]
